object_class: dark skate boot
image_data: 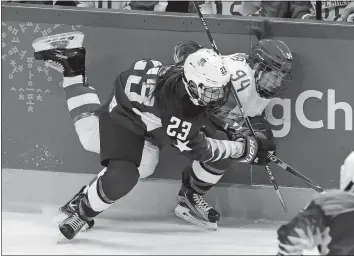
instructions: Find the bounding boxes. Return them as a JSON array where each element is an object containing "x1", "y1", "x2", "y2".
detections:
[
  {"x1": 59, "y1": 209, "x2": 88, "y2": 240},
  {"x1": 175, "y1": 184, "x2": 220, "y2": 231},
  {"x1": 32, "y1": 31, "x2": 87, "y2": 85},
  {"x1": 58, "y1": 186, "x2": 95, "y2": 230}
]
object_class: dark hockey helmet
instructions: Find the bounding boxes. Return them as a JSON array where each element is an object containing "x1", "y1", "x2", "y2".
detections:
[
  {"x1": 248, "y1": 39, "x2": 293, "y2": 98},
  {"x1": 174, "y1": 41, "x2": 202, "y2": 63}
]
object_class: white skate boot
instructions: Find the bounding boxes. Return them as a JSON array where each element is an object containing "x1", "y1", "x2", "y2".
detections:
[
  {"x1": 32, "y1": 32, "x2": 86, "y2": 77},
  {"x1": 32, "y1": 31, "x2": 84, "y2": 52},
  {"x1": 175, "y1": 185, "x2": 219, "y2": 231}
]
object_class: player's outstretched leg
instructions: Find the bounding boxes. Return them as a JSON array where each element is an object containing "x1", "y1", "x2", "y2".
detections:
[
  {"x1": 59, "y1": 160, "x2": 140, "y2": 240},
  {"x1": 57, "y1": 167, "x2": 107, "y2": 230},
  {"x1": 33, "y1": 32, "x2": 101, "y2": 154},
  {"x1": 33, "y1": 32, "x2": 102, "y2": 230},
  {"x1": 58, "y1": 118, "x2": 146, "y2": 240},
  {"x1": 175, "y1": 131, "x2": 231, "y2": 231},
  {"x1": 57, "y1": 185, "x2": 94, "y2": 230}
]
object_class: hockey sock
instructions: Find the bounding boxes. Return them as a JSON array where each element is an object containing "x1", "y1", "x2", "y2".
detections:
[
  {"x1": 83, "y1": 168, "x2": 107, "y2": 194},
  {"x1": 63, "y1": 75, "x2": 101, "y2": 123},
  {"x1": 79, "y1": 161, "x2": 139, "y2": 220},
  {"x1": 79, "y1": 177, "x2": 113, "y2": 221},
  {"x1": 188, "y1": 161, "x2": 226, "y2": 195}
]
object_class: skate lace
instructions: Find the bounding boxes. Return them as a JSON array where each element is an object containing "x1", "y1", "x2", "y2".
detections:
[
  {"x1": 67, "y1": 213, "x2": 86, "y2": 231},
  {"x1": 45, "y1": 60, "x2": 64, "y2": 73},
  {"x1": 193, "y1": 194, "x2": 212, "y2": 212}
]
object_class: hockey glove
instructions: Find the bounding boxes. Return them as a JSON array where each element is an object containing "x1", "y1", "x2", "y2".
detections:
[
  {"x1": 230, "y1": 126, "x2": 276, "y2": 165},
  {"x1": 252, "y1": 131, "x2": 276, "y2": 166},
  {"x1": 231, "y1": 135, "x2": 259, "y2": 164}
]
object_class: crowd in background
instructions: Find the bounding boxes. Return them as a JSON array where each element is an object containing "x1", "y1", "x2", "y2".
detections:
[{"x1": 7, "y1": 1, "x2": 354, "y2": 22}]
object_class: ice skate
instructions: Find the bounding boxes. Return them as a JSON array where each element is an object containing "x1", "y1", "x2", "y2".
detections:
[
  {"x1": 32, "y1": 31, "x2": 84, "y2": 52},
  {"x1": 32, "y1": 32, "x2": 87, "y2": 82},
  {"x1": 175, "y1": 185, "x2": 219, "y2": 231},
  {"x1": 59, "y1": 209, "x2": 88, "y2": 240},
  {"x1": 57, "y1": 186, "x2": 94, "y2": 231}
]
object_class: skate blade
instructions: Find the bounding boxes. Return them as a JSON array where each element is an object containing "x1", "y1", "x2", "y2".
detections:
[
  {"x1": 40, "y1": 205, "x2": 90, "y2": 231},
  {"x1": 174, "y1": 205, "x2": 218, "y2": 231},
  {"x1": 40, "y1": 204, "x2": 65, "y2": 225},
  {"x1": 32, "y1": 31, "x2": 84, "y2": 52}
]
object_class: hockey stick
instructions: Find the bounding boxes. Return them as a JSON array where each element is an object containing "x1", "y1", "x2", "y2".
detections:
[
  {"x1": 265, "y1": 165, "x2": 288, "y2": 212},
  {"x1": 267, "y1": 153, "x2": 324, "y2": 192},
  {"x1": 192, "y1": 1, "x2": 256, "y2": 137},
  {"x1": 193, "y1": 2, "x2": 325, "y2": 195},
  {"x1": 192, "y1": 2, "x2": 287, "y2": 213},
  {"x1": 210, "y1": 113, "x2": 325, "y2": 193}
]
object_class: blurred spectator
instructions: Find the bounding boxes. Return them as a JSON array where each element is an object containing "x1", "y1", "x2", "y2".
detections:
[
  {"x1": 54, "y1": 1, "x2": 87, "y2": 6},
  {"x1": 165, "y1": 1, "x2": 190, "y2": 13},
  {"x1": 188, "y1": 1, "x2": 222, "y2": 15},
  {"x1": 7, "y1": 1, "x2": 53, "y2": 4},
  {"x1": 54, "y1": 1, "x2": 168, "y2": 11},
  {"x1": 76, "y1": 1, "x2": 128, "y2": 9},
  {"x1": 341, "y1": 1, "x2": 354, "y2": 21},
  {"x1": 125, "y1": 1, "x2": 168, "y2": 11},
  {"x1": 250, "y1": 1, "x2": 312, "y2": 19},
  {"x1": 247, "y1": 1, "x2": 354, "y2": 22},
  {"x1": 307, "y1": 0, "x2": 354, "y2": 22},
  {"x1": 222, "y1": 1, "x2": 261, "y2": 16}
]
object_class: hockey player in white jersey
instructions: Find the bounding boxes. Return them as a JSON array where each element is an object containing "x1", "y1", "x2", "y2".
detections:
[
  {"x1": 174, "y1": 39, "x2": 293, "y2": 229},
  {"x1": 220, "y1": 39, "x2": 292, "y2": 125}
]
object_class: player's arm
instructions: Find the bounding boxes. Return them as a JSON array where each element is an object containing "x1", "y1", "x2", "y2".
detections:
[
  {"x1": 180, "y1": 130, "x2": 245, "y2": 162},
  {"x1": 206, "y1": 113, "x2": 276, "y2": 165},
  {"x1": 179, "y1": 122, "x2": 273, "y2": 165},
  {"x1": 277, "y1": 201, "x2": 328, "y2": 256}
]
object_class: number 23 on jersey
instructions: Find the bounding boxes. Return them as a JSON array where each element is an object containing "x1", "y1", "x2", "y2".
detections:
[{"x1": 166, "y1": 116, "x2": 192, "y2": 141}]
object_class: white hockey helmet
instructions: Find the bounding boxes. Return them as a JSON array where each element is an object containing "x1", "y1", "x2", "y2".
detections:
[
  {"x1": 340, "y1": 151, "x2": 354, "y2": 192},
  {"x1": 183, "y1": 48, "x2": 231, "y2": 109}
]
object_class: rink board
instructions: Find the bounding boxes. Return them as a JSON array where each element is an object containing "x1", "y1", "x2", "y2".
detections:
[
  {"x1": 2, "y1": 169, "x2": 317, "y2": 221},
  {"x1": 2, "y1": 4, "x2": 354, "y2": 189}
]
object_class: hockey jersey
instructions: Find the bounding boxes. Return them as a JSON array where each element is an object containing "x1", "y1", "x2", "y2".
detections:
[
  {"x1": 106, "y1": 59, "x2": 244, "y2": 163},
  {"x1": 215, "y1": 53, "x2": 271, "y2": 125},
  {"x1": 277, "y1": 191, "x2": 354, "y2": 255}
]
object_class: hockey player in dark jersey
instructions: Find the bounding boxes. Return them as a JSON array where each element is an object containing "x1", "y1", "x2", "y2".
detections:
[
  {"x1": 33, "y1": 32, "x2": 275, "y2": 239},
  {"x1": 277, "y1": 151, "x2": 354, "y2": 255},
  {"x1": 33, "y1": 33, "x2": 293, "y2": 233}
]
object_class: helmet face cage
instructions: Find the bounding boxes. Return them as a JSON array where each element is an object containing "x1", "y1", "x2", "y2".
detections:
[
  {"x1": 250, "y1": 42, "x2": 293, "y2": 99},
  {"x1": 255, "y1": 62, "x2": 292, "y2": 98},
  {"x1": 184, "y1": 75, "x2": 231, "y2": 110}
]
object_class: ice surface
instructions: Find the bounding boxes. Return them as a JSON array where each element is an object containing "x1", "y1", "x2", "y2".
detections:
[{"x1": 2, "y1": 208, "x2": 319, "y2": 255}]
